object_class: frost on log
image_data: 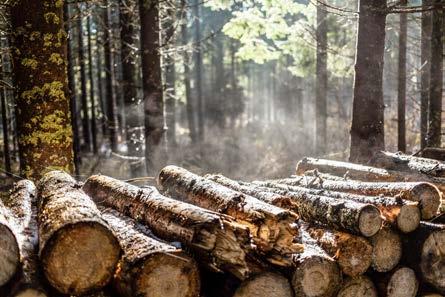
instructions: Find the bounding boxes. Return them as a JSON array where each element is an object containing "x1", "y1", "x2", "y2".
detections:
[
  {"x1": 37, "y1": 171, "x2": 121, "y2": 295},
  {"x1": 157, "y1": 166, "x2": 303, "y2": 264},
  {"x1": 100, "y1": 207, "x2": 201, "y2": 297}
]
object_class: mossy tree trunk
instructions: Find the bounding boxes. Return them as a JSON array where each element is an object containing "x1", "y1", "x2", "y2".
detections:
[{"x1": 11, "y1": 0, "x2": 74, "y2": 181}]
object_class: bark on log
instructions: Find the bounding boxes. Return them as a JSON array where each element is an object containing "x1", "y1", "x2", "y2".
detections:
[
  {"x1": 83, "y1": 174, "x2": 260, "y2": 280},
  {"x1": 370, "y1": 267, "x2": 418, "y2": 297},
  {"x1": 208, "y1": 175, "x2": 382, "y2": 237},
  {"x1": 0, "y1": 198, "x2": 20, "y2": 287},
  {"x1": 157, "y1": 166, "x2": 303, "y2": 264},
  {"x1": 287, "y1": 171, "x2": 441, "y2": 220},
  {"x1": 304, "y1": 225, "x2": 372, "y2": 277},
  {"x1": 253, "y1": 179, "x2": 419, "y2": 233},
  {"x1": 2, "y1": 180, "x2": 48, "y2": 297},
  {"x1": 37, "y1": 171, "x2": 121, "y2": 295},
  {"x1": 370, "y1": 227, "x2": 402, "y2": 272},
  {"x1": 233, "y1": 272, "x2": 294, "y2": 297},
  {"x1": 371, "y1": 151, "x2": 445, "y2": 177},
  {"x1": 419, "y1": 147, "x2": 445, "y2": 161},
  {"x1": 292, "y1": 229, "x2": 342, "y2": 297},
  {"x1": 296, "y1": 157, "x2": 445, "y2": 193},
  {"x1": 337, "y1": 276, "x2": 378, "y2": 297},
  {"x1": 99, "y1": 207, "x2": 200, "y2": 297}
]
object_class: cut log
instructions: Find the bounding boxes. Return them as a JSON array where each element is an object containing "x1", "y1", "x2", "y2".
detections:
[
  {"x1": 287, "y1": 171, "x2": 441, "y2": 220},
  {"x1": 291, "y1": 229, "x2": 342, "y2": 297},
  {"x1": 252, "y1": 179, "x2": 419, "y2": 233},
  {"x1": 419, "y1": 147, "x2": 445, "y2": 161},
  {"x1": 157, "y1": 166, "x2": 303, "y2": 263},
  {"x1": 370, "y1": 227, "x2": 402, "y2": 272},
  {"x1": 2, "y1": 180, "x2": 48, "y2": 297},
  {"x1": 0, "y1": 199, "x2": 20, "y2": 287},
  {"x1": 371, "y1": 151, "x2": 445, "y2": 177},
  {"x1": 233, "y1": 272, "x2": 294, "y2": 297},
  {"x1": 296, "y1": 157, "x2": 445, "y2": 193},
  {"x1": 207, "y1": 175, "x2": 382, "y2": 237},
  {"x1": 99, "y1": 207, "x2": 200, "y2": 297},
  {"x1": 371, "y1": 267, "x2": 418, "y2": 297},
  {"x1": 304, "y1": 225, "x2": 372, "y2": 277},
  {"x1": 83, "y1": 174, "x2": 260, "y2": 280},
  {"x1": 37, "y1": 171, "x2": 121, "y2": 295},
  {"x1": 403, "y1": 222, "x2": 445, "y2": 293},
  {"x1": 337, "y1": 276, "x2": 378, "y2": 297}
]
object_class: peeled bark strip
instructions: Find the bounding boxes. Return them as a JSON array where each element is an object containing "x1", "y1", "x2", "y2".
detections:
[
  {"x1": 371, "y1": 151, "x2": 445, "y2": 177},
  {"x1": 286, "y1": 171, "x2": 441, "y2": 220},
  {"x1": 3, "y1": 180, "x2": 48, "y2": 297},
  {"x1": 304, "y1": 225, "x2": 372, "y2": 277},
  {"x1": 296, "y1": 157, "x2": 445, "y2": 193},
  {"x1": 83, "y1": 175, "x2": 259, "y2": 280},
  {"x1": 157, "y1": 166, "x2": 302, "y2": 263},
  {"x1": 233, "y1": 272, "x2": 294, "y2": 297},
  {"x1": 254, "y1": 179, "x2": 419, "y2": 233},
  {"x1": 100, "y1": 207, "x2": 200, "y2": 297},
  {"x1": 0, "y1": 199, "x2": 20, "y2": 287},
  {"x1": 37, "y1": 171, "x2": 121, "y2": 295},
  {"x1": 292, "y1": 230, "x2": 342, "y2": 297},
  {"x1": 337, "y1": 276, "x2": 378, "y2": 297},
  {"x1": 370, "y1": 227, "x2": 402, "y2": 272},
  {"x1": 218, "y1": 178, "x2": 382, "y2": 237}
]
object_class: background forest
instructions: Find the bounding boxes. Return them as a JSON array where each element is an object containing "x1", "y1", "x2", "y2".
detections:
[{"x1": 0, "y1": 0, "x2": 442, "y2": 183}]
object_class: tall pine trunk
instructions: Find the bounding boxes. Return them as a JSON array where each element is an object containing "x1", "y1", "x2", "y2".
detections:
[
  {"x1": 139, "y1": 0, "x2": 166, "y2": 175},
  {"x1": 11, "y1": 0, "x2": 74, "y2": 180},
  {"x1": 420, "y1": 0, "x2": 432, "y2": 149},
  {"x1": 87, "y1": 9, "x2": 98, "y2": 154},
  {"x1": 427, "y1": 0, "x2": 444, "y2": 147},
  {"x1": 315, "y1": 5, "x2": 328, "y2": 154},
  {"x1": 350, "y1": 0, "x2": 387, "y2": 163},
  {"x1": 397, "y1": 1, "x2": 407, "y2": 152},
  {"x1": 193, "y1": 0, "x2": 204, "y2": 141}
]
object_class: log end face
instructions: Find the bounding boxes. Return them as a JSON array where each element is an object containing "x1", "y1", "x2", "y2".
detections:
[
  {"x1": 359, "y1": 205, "x2": 382, "y2": 237},
  {"x1": 387, "y1": 267, "x2": 418, "y2": 297},
  {"x1": 337, "y1": 235, "x2": 372, "y2": 277},
  {"x1": 371, "y1": 228, "x2": 402, "y2": 273},
  {"x1": 337, "y1": 276, "x2": 378, "y2": 297},
  {"x1": 415, "y1": 184, "x2": 442, "y2": 219},
  {"x1": 234, "y1": 272, "x2": 293, "y2": 297},
  {"x1": 421, "y1": 230, "x2": 445, "y2": 292},
  {"x1": 14, "y1": 288, "x2": 48, "y2": 297},
  {"x1": 292, "y1": 256, "x2": 342, "y2": 297},
  {"x1": 0, "y1": 224, "x2": 20, "y2": 287},
  {"x1": 42, "y1": 222, "x2": 121, "y2": 295},
  {"x1": 397, "y1": 205, "x2": 421, "y2": 233}
]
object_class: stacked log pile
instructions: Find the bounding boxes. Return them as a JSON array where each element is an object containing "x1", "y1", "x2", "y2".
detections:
[{"x1": 1, "y1": 151, "x2": 445, "y2": 296}]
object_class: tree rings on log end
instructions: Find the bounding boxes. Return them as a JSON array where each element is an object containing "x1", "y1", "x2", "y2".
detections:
[
  {"x1": 397, "y1": 205, "x2": 421, "y2": 233},
  {"x1": 371, "y1": 228, "x2": 402, "y2": 272},
  {"x1": 133, "y1": 252, "x2": 200, "y2": 297},
  {"x1": 234, "y1": 272, "x2": 293, "y2": 297},
  {"x1": 387, "y1": 267, "x2": 418, "y2": 297},
  {"x1": 41, "y1": 222, "x2": 120, "y2": 295},
  {"x1": 0, "y1": 223, "x2": 20, "y2": 286},
  {"x1": 421, "y1": 230, "x2": 445, "y2": 292},
  {"x1": 337, "y1": 276, "x2": 378, "y2": 297},
  {"x1": 413, "y1": 183, "x2": 442, "y2": 219},
  {"x1": 14, "y1": 288, "x2": 48, "y2": 297},
  {"x1": 292, "y1": 256, "x2": 342, "y2": 297},
  {"x1": 358, "y1": 205, "x2": 382, "y2": 237}
]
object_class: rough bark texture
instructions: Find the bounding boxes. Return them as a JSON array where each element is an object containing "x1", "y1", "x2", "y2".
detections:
[
  {"x1": 254, "y1": 179, "x2": 419, "y2": 233},
  {"x1": 83, "y1": 174, "x2": 259, "y2": 280},
  {"x1": 100, "y1": 207, "x2": 200, "y2": 297},
  {"x1": 37, "y1": 171, "x2": 121, "y2": 295},
  {"x1": 158, "y1": 166, "x2": 303, "y2": 265},
  {"x1": 420, "y1": 0, "x2": 432, "y2": 149},
  {"x1": 292, "y1": 229, "x2": 342, "y2": 297},
  {"x1": 337, "y1": 276, "x2": 378, "y2": 297},
  {"x1": 420, "y1": 147, "x2": 445, "y2": 161},
  {"x1": 370, "y1": 227, "x2": 402, "y2": 272},
  {"x1": 233, "y1": 272, "x2": 294, "y2": 297},
  {"x1": 286, "y1": 171, "x2": 441, "y2": 220},
  {"x1": 304, "y1": 224, "x2": 372, "y2": 277},
  {"x1": 10, "y1": 0, "x2": 74, "y2": 180},
  {"x1": 349, "y1": 0, "x2": 387, "y2": 163}
]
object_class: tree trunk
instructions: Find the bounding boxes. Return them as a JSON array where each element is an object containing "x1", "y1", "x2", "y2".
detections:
[
  {"x1": 157, "y1": 166, "x2": 303, "y2": 265},
  {"x1": 427, "y1": 0, "x2": 444, "y2": 147},
  {"x1": 292, "y1": 229, "x2": 342, "y2": 297},
  {"x1": 304, "y1": 224, "x2": 372, "y2": 277},
  {"x1": 87, "y1": 10, "x2": 98, "y2": 154},
  {"x1": 77, "y1": 4, "x2": 92, "y2": 152},
  {"x1": 193, "y1": 0, "x2": 204, "y2": 141},
  {"x1": 370, "y1": 227, "x2": 402, "y2": 272},
  {"x1": 315, "y1": 5, "x2": 327, "y2": 155},
  {"x1": 103, "y1": 0, "x2": 119, "y2": 152},
  {"x1": 82, "y1": 174, "x2": 261, "y2": 280},
  {"x1": 350, "y1": 0, "x2": 387, "y2": 163},
  {"x1": 10, "y1": 0, "x2": 74, "y2": 180},
  {"x1": 37, "y1": 171, "x2": 121, "y2": 295},
  {"x1": 0, "y1": 80, "x2": 11, "y2": 176},
  {"x1": 337, "y1": 276, "x2": 378, "y2": 297},
  {"x1": 100, "y1": 207, "x2": 200, "y2": 297},
  {"x1": 139, "y1": 0, "x2": 166, "y2": 175},
  {"x1": 420, "y1": 0, "x2": 432, "y2": 149},
  {"x1": 397, "y1": 2, "x2": 407, "y2": 152},
  {"x1": 233, "y1": 272, "x2": 293, "y2": 297}
]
